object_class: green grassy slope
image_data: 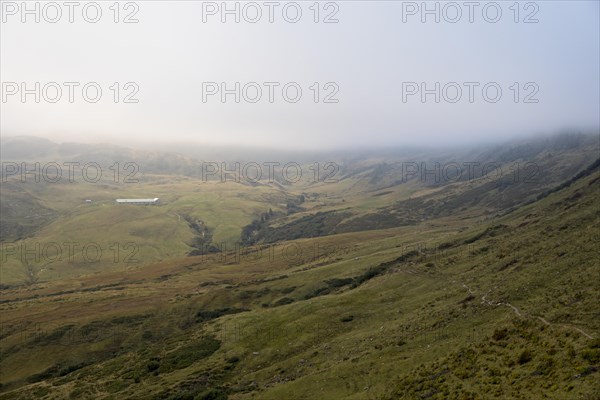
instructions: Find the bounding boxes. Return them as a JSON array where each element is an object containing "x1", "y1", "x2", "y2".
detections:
[
  {"x1": 0, "y1": 173, "x2": 293, "y2": 284},
  {"x1": 237, "y1": 136, "x2": 599, "y2": 242},
  {"x1": 0, "y1": 155, "x2": 597, "y2": 399}
]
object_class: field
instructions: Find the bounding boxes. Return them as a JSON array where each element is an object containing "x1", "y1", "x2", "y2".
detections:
[{"x1": 0, "y1": 134, "x2": 599, "y2": 399}]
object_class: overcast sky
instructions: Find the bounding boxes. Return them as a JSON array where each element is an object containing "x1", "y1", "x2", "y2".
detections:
[{"x1": 1, "y1": 0, "x2": 598, "y2": 150}]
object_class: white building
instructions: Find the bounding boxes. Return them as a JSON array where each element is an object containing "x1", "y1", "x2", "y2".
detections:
[{"x1": 115, "y1": 198, "x2": 160, "y2": 205}]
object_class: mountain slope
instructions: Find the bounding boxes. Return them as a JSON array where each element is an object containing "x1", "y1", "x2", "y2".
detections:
[{"x1": 0, "y1": 147, "x2": 598, "y2": 399}]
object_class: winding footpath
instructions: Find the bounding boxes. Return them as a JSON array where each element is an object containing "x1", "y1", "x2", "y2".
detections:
[{"x1": 463, "y1": 284, "x2": 595, "y2": 340}]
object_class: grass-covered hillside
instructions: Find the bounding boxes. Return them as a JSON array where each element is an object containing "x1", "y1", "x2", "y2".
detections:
[{"x1": 0, "y1": 134, "x2": 598, "y2": 399}]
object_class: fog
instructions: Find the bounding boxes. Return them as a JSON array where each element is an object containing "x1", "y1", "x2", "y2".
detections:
[{"x1": 1, "y1": 1, "x2": 599, "y2": 150}]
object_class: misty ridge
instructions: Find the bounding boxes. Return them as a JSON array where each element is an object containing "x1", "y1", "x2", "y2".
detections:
[{"x1": 2, "y1": 131, "x2": 597, "y2": 178}]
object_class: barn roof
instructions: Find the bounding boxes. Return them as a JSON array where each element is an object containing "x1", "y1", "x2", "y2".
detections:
[{"x1": 115, "y1": 198, "x2": 159, "y2": 203}]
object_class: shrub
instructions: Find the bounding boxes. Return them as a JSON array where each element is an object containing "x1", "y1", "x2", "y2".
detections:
[
  {"x1": 142, "y1": 331, "x2": 153, "y2": 339},
  {"x1": 492, "y1": 328, "x2": 509, "y2": 341},
  {"x1": 324, "y1": 278, "x2": 354, "y2": 288},
  {"x1": 147, "y1": 360, "x2": 160, "y2": 372},
  {"x1": 518, "y1": 349, "x2": 533, "y2": 365},
  {"x1": 194, "y1": 388, "x2": 228, "y2": 400},
  {"x1": 273, "y1": 297, "x2": 295, "y2": 307},
  {"x1": 196, "y1": 308, "x2": 248, "y2": 323},
  {"x1": 159, "y1": 337, "x2": 221, "y2": 373},
  {"x1": 581, "y1": 348, "x2": 600, "y2": 364}
]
